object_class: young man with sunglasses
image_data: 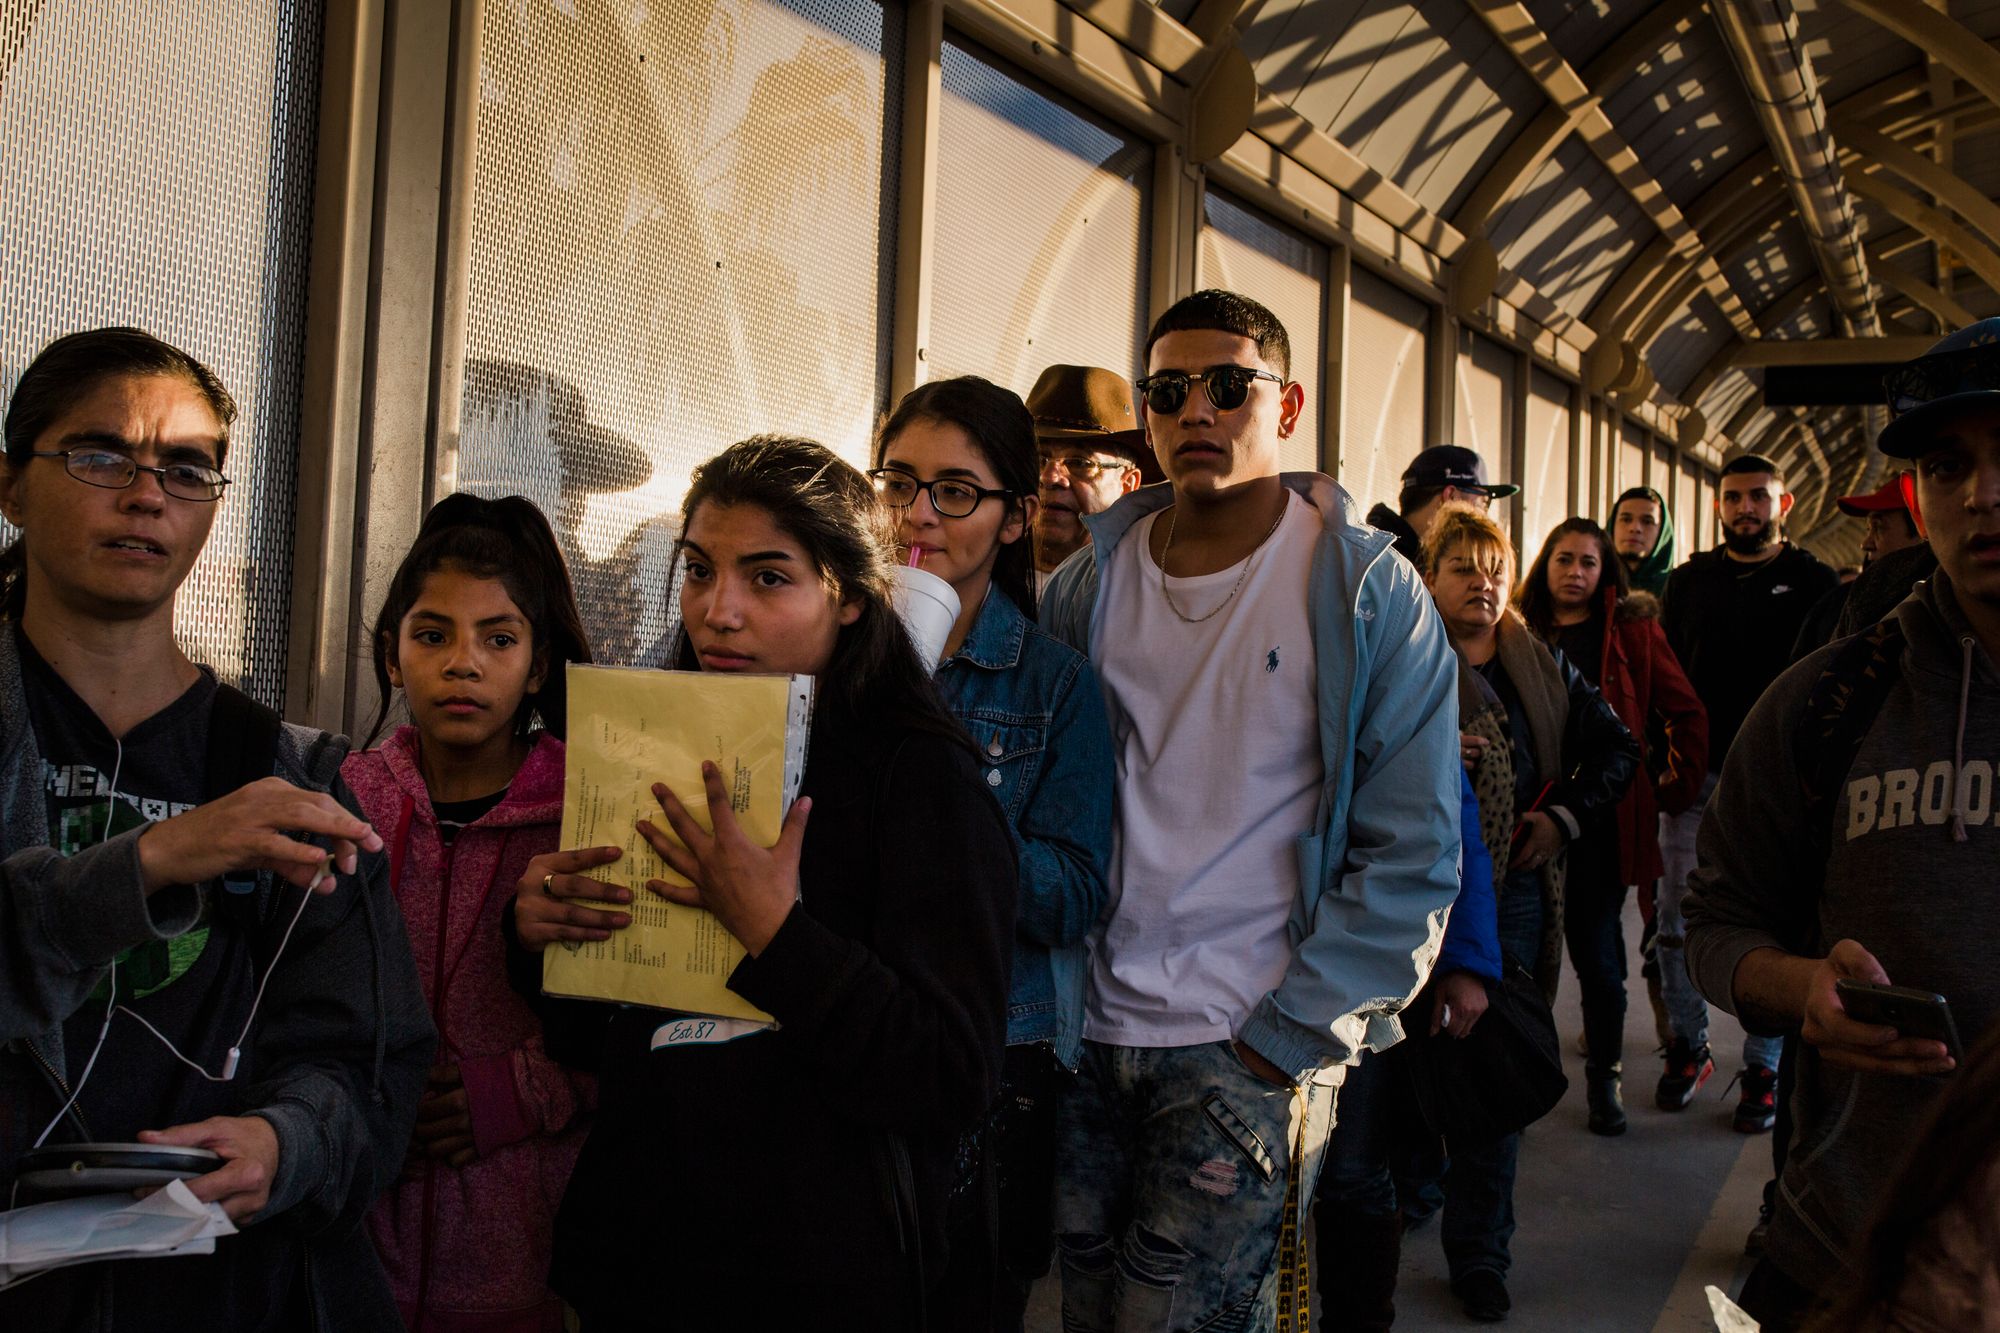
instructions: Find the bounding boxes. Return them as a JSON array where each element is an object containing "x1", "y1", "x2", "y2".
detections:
[
  {"x1": 0, "y1": 328, "x2": 432, "y2": 1330},
  {"x1": 1041, "y1": 290, "x2": 1460, "y2": 1330}
]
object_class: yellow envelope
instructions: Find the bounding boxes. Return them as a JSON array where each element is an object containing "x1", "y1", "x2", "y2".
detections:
[{"x1": 543, "y1": 665, "x2": 813, "y2": 1022}]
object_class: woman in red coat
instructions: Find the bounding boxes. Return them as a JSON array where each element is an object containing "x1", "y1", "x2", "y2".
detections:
[{"x1": 1519, "y1": 517, "x2": 1708, "y2": 1134}]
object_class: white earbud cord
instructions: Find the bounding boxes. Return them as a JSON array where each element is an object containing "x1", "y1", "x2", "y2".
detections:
[{"x1": 30, "y1": 735, "x2": 316, "y2": 1151}]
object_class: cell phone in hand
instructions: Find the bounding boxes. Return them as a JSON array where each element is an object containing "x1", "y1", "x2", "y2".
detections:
[{"x1": 1833, "y1": 979, "x2": 1964, "y2": 1062}]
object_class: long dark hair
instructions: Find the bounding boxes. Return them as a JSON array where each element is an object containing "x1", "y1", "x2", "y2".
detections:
[
  {"x1": 2, "y1": 327, "x2": 237, "y2": 619},
  {"x1": 672, "y1": 435, "x2": 967, "y2": 747},
  {"x1": 873, "y1": 375, "x2": 1039, "y2": 620},
  {"x1": 1517, "y1": 516, "x2": 1630, "y2": 640},
  {"x1": 364, "y1": 493, "x2": 590, "y2": 748},
  {"x1": 1809, "y1": 1022, "x2": 2000, "y2": 1330}
]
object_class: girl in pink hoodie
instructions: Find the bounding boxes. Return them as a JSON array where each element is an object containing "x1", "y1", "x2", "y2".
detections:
[{"x1": 345, "y1": 495, "x2": 594, "y2": 1332}]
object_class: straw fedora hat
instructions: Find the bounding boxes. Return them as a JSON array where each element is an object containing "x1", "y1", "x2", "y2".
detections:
[{"x1": 1024, "y1": 364, "x2": 1165, "y2": 485}]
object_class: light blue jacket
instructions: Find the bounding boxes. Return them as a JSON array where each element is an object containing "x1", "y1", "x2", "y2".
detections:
[{"x1": 1039, "y1": 473, "x2": 1462, "y2": 1084}]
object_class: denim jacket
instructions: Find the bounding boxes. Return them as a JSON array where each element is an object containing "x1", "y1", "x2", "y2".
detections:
[
  {"x1": 1040, "y1": 473, "x2": 1462, "y2": 1084},
  {"x1": 934, "y1": 587, "x2": 1113, "y2": 1066}
]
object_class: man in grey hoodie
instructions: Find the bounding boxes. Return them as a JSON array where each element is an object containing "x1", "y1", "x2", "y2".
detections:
[
  {"x1": 1685, "y1": 318, "x2": 2000, "y2": 1330},
  {"x1": 0, "y1": 328, "x2": 433, "y2": 1330}
]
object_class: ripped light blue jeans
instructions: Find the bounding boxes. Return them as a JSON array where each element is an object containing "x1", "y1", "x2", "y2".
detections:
[{"x1": 1053, "y1": 1039, "x2": 1338, "y2": 1332}]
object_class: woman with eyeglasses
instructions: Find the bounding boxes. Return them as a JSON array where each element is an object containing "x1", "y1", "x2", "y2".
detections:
[{"x1": 870, "y1": 376, "x2": 1114, "y2": 1332}]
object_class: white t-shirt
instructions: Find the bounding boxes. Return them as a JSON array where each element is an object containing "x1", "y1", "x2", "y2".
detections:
[{"x1": 1085, "y1": 491, "x2": 1324, "y2": 1047}]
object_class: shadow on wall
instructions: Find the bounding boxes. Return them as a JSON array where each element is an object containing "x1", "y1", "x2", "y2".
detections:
[{"x1": 460, "y1": 359, "x2": 682, "y2": 670}]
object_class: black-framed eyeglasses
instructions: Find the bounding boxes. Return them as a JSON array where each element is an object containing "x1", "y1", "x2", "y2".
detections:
[
  {"x1": 868, "y1": 469, "x2": 1014, "y2": 518},
  {"x1": 1038, "y1": 451, "x2": 1132, "y2": 481},
  {"x1": 1135, "y1": 366, "x2": 1284, "y2": 416},
  {"x1": 30, "y1": 448, "x2": 231, "y2": 502}
]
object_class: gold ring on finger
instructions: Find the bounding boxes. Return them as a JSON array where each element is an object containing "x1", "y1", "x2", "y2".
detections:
[{"x1": 543, "y1": 872, "x2": 556, "y2": 893}]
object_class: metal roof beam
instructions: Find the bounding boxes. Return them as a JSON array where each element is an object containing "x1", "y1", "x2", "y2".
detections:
[
  {"x1": 1464, "y1": 0, "x2": 1757, "y2": 341},
  {"x1": 1846, "y1": 170, "x2": 2000, "y2": 295},
  {"x1": 1710, "y1": 0, "x2": 1878, "y2": 337},
  {"x1": 1842, "y1": 125, "x2": 2000, "y2": 258},
  {"x1": 1597, "y1": 52, "x2": 2000, "y2": 351},
  {"x1": 1835, "y1": 0, "x2": 2000, "y2": 114},
  {"x1": 1452, "y1": 0, "x2": 1701, "y2": 236},
  {"x1": 1734, "y1": 335, "x2": 1938, "y2": 366}
]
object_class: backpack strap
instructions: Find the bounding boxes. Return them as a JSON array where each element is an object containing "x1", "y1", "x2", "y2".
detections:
[
  {"x1": 204, "y1": 684, "x2": 284, "y2": 907},
  {"x1": 1795, "y1": 619, "x2": 1906, "y2": 863},
  {"x1": 205, "y1": 683, "x2": 283, "y2": 802}
]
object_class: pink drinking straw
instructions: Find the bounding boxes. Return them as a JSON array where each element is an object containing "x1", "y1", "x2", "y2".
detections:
[{"x1": 906, "y1": 545, "x2": 924, "y2": 569}]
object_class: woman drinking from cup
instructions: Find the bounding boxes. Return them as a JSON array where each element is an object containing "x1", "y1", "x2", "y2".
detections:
[{"x1": 871, "y1": 376, "x2": 1114, "y2": 1330}]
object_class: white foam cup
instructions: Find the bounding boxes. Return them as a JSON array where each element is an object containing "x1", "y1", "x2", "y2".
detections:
[{"x1": 891, "y1": 564, "x2": 961, "y2": 668}]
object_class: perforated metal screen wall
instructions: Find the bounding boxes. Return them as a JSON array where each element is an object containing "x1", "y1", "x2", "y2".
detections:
[
  {"x1": 1675, "y1": 455, "x2": 1699, "y2": 559},
  {"x1": 1197, "y1": 189, "x2": 1323, "y2": 475},
  {"x1": 455, "y1": 0, "x2": 896, "y2": 667},
  {"x1": 1523, "y1": 369, "x2": 1572, "y2": 558},
  {"x1": 1453, "y1": 329, "x2": 1515, "y2": 537},
  {"x1": 0, "y1": 0, "x2": 322, "y2": 707},
  {"x1": 1344, "y1": 269, "x2": 1428, "y2": 513},
  {"x1": 1620, "y1": 421, "x2": 1648, "y2": 499},
  {"x1": 929, "y1": 38, "x2": 1150, "y2": 394}
]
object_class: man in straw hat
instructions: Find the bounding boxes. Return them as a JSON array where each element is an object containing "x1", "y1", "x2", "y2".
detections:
[{"x1": 1025, "y1": 365, "x2": 1163, "y2": 593}]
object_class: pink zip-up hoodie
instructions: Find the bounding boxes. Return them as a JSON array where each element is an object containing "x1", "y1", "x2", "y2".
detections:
[{"x1": 344, "y1": 727, "x2": 592, "y2": 1333}]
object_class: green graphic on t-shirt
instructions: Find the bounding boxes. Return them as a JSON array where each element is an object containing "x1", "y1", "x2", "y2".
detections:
[
  {"x1": 49, "y1": 764, "x2": 209, "y2": 1004},
  {"x1": 88, "y1": 926, "x2": 213, "y2": 1004}
]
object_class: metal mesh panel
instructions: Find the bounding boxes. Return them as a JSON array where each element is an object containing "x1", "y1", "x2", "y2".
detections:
[
  {"x1": 1620, "y1": 420, "x2": 1648, "y2": 497},
  {"x1": 1197, "y1": 189, "x2": 1324, "y2": 474},
  {"x1": 1452, "y1": 331, "x2": 1514, "y2": 520},
  {"x1": 1523, "y1": 369, "x2": 1572, "y2": 559},
  {"x1": 929, "y1": 39, "x2": 1150, "y2": 392},
  {"x1": 1675, "y1": 454, "x2": 1699, "y2": 558},
  {"x1": 0, "y1": 0, "x2": 322, "y2": 708},
  {"x1": 455, "y1": 0, "x2": 895, "y2": 667},
  {"x1": 1343, "y1": 268, "x2": 1428, "y2": 511}
]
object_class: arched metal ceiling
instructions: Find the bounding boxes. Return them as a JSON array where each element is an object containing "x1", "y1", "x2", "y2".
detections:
[{"x1": 1178, "y1": 0, "x2": 2000, "y2": 558}]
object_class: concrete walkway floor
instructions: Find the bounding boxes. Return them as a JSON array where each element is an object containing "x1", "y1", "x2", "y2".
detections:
[{"x1": 1027, "y1": 900, "x2": 1769, "y2": 1330}]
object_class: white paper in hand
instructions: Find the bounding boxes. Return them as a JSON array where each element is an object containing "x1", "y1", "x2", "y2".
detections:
[
  {"x1": 1705, "y1": 1284, "x2": 1761, "y2": 1332},
  {"x1": 0, "y1": 1179, "x2": 236, "y2": 1288}
]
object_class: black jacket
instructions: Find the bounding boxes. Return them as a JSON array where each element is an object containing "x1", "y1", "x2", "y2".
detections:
[
  {"x1": 1662, "y1": 543, "x2": 1839, "y2": 770},
  {"x1": 1366, "y1": 501, "x2": 1423, "y2": 568},
  {"x1": 0, "y1": 634, "x2": 435, "y2": 1333},
  {"x1": 512, "y1": 704, "x2": 1017, "y2": 1331}
]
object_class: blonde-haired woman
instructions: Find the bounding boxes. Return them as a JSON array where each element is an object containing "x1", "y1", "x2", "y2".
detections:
[{"x1": 1417, "y1": 504, "x2": 1639, "y2": 1321}]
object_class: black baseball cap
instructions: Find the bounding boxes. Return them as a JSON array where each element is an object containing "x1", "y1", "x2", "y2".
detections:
[
  {"x1": 1878, "y1": 318, "x2": 2000, "y2": 459},
  {"x1": 1400, "y1": 444, "x2": 1520, "y2": 499}
]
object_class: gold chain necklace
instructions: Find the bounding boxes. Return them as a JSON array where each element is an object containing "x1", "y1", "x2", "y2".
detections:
[{"x1": 1159, "y1": 497, "x2": 1288, "y2": 624}]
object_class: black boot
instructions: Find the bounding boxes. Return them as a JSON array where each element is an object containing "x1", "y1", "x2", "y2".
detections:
[
  {"x1": 1313, "y1": 1201, "x2": 1402, "y2": 1331},
  {"x1": 1586, "y1": 1062, "x2": 1628, "y2": 1136}
]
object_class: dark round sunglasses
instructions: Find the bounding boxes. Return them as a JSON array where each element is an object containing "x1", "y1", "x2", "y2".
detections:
[{"x1": 1134, "y1": 366, "x2": 1284, "y2": 416}]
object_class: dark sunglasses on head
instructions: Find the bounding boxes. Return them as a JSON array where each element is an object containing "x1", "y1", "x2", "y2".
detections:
[
  {"x1": 1134, "y1": 366, "x2": 1284, "y2": 416},
  {"x1": 1884, "y1": 343, "x2": 2000, "y2": 414}
]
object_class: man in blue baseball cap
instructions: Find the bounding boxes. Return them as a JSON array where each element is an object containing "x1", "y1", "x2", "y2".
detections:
[
  {"x1": 1685, "y1": 317, "x2": 2000, "y2": 1330},
  {"x1": 1366, "y1": 444, "x2": 1519, "y2": 567}
]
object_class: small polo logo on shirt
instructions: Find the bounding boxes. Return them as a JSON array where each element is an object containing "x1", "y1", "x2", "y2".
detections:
[
  {"x1": 1266, "y1": 647, "x2": 1280, "y2": 673},
  {"x1": 1772, "y1": 585, "x2": 1792, "y2": 595}
]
